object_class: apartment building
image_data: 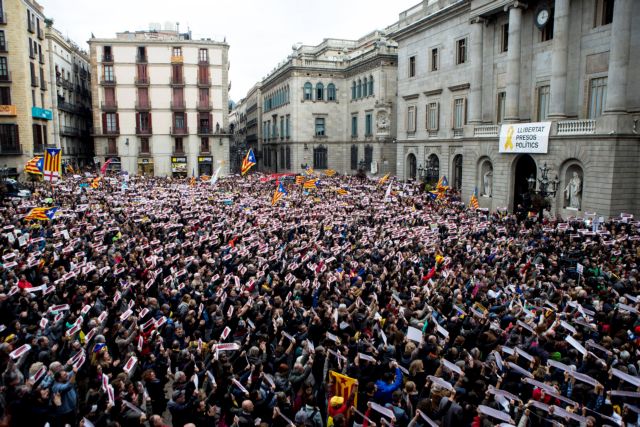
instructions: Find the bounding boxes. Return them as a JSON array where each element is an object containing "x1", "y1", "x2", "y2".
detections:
[
  {"x1": 89, "y1": 27, "x2": 230, "y2": 177},
  {"x1": 0, "y1": 0, "x2": 52, "y2": 177},
  {"x1": 46, "y1": 25, "x2": 93, "y2": 169},
  {"x1": 239, "y1": 31, "x2": 398, "y2": 176},
  {"x1": 390, "y1": 0, "x2": 640, "y2": 217}
]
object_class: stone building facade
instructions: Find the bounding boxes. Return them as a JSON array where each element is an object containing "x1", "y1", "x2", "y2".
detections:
[
  {"x1": 0, "y1": 0, "x2": 53, "y2": 177},
  {"x1": 89, "y1": 28, "x2": 230, "y2": 177},
  {"x1": 390, "y1": 0, "x2": 640, "y2": 217},
  {"x1": 250, "y1": 31, "x2": 398, "y2": 176},
  {"x1": 46, "y1": 25, "x2": 93, "y2": 169}
]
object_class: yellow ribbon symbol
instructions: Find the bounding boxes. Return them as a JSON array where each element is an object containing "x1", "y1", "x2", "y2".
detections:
[{"x1": 504, "y1": 126, "x2": 515, "y2": 151}]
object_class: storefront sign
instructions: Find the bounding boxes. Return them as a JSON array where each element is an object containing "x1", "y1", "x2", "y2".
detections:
[
  {"x1": 32, "y1": 107, "x2": 53, "y2": 120},
  {"x1": 0, "y1": 105, "x2": 17, "y2": 116},
  {"x1": 198, "y1": 157, "x2": 212, "y2": 163},
  {"x1": 171, "y1": 157, "x2": 187, "y2": 174},
  {"x1": 499, "y1": 122, "x2": 551, "y2": 154}
]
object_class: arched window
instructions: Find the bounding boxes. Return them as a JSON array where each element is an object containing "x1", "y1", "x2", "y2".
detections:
[
  {"x1": 316, "y1": 82, "x2": 324, "y2": 101},
  {"x1": 303, "y1": 82, "x2": 312, "y2": 100},
  {"x1": 327, "y1": 83, "x2": 336, "y2": 101},
  {"x1": 368, "y1": 75, "x2": 374, "y2": 96},
  {"x1": 357, "y1": 79, "x2": 362, "y2": 98},
  {"x1": 427, "y1": 154, "x2": 440, "y2": 184},
  {"x1": 363, "y1": 77, "x2": 368, "y2": 96},
  {"x1": 350, "y1": 145, "x2": 358, "y2": 170},
  {"x1": 286, "y1": 86, "x2": 290, "y2": 103},
  {"x1": 351, "y1": 81, "x2": 356, "y2": 100}
]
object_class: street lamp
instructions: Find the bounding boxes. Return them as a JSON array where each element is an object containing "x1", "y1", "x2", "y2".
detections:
[{"x1": 527, "y1": 162, "x2": 560, "y2": 221}]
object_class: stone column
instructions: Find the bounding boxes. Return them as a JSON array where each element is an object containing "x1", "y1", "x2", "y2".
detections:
[
  {"x1": 604, "y1": 0, "x2": 632, "y2": 114},
  {"x1": 548, "y1": 0, "x2": 570, "y2": 118},
  {"x1": 504, "y1": 2, "x2": 525, "y2": 123},
  {"x1": 468, "y1": 17, "x2": 485, "y2": 124}
]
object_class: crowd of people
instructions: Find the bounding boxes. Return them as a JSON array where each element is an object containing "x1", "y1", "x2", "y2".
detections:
[{"x1": 0, "y1": 171, "x2": 638, "y2": 427}]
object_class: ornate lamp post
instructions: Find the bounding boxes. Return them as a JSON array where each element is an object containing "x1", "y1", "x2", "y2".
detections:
[{"x1": 527, "y1": 162, "x2": 560, "y2": 221}]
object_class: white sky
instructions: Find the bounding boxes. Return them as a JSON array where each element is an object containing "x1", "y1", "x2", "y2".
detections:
[{"x1": 40, "y1": 0, "x2": 418, "y2": 102}]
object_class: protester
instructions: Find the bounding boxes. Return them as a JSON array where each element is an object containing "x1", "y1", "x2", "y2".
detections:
[{"x1": 0, "y1": 171, "x2": 638, "y2": 427}]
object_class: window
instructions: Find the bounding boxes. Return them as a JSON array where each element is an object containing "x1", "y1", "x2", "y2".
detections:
[
  {"x1": 431, "y1": 48, "x2": 439, "y2": 71},
  {"x1": 427, "y1": 102, "x2": 439, "y2": 131},
  {"x1": 0, "y1": 57, "x2": 8, "y2": 80},
  {"x1": 365, "y1": 113, "x2": 372, "y2": 136},
  {"x1": 286, "y1": 147, "x2": 291, "y2": 169},
  {"x1": 137, "y1": 64, "x2": 148, "y2": 83},
  {"x1": 588, "y1": 77, "x2": 607, "y2": 118},
  {"x1": 313, "y1": 146, "x2": 328, "y2": 169},
  {"x1": 357, "y1": 79, "x2": 362, "y2": 98},
  {"x1": 138, "y1": 112, "x2": 151, "y2": 131},
  {"x1": 407, "y1": 106, "x2": 416, "y2": 133},
  {"x1": 364, "y1": 145, "x2": 373, "y2": 170},
  {"x1": 137, "y1": 46, "x2": 146, "y2": 62},
  {"x1": 107, "y1": 138, "x2": 117, "y2": 154},
  {"x1": 30, "y1": 62, "x2": 37, "y2": 86},
  {"x1": 351, "y1": 115, "x2": 358, "y2": 137},
  {"x1": 172, "y1": 47, "x2": 182, "y2": 56},
  {"x1": 500, "y1": 24, "x2": 509, "y2": 53},
  {"x1": 105, "y1": 113, "x2": 118, "y2": 132},
  {"x1": 327, "y1": 83, "x2": 336, "y2": 101},
  {"x1": 315, "y1": 117, "x2": 325, "y2": 137},
  {"x1": 103, "y1": 65, "x2": 114, "y2": 82},
  {"x1": 368, "y1": 76, "x2": 374, "y2": 96},
  {"x1": 140, "y1": 137, "x2": 150, "y2": 154},
  {"x1": 33, "y1": 124, "x2": 45, "y2": 152},
  {"x1": 537, "y1": 86, "x2": 550, "y2": 121},
  {"x1": 29, "y1": 39, "x2": 35, "y2": 59},
  {"x1": 351, "y1": 145, "x2": 358, "y2": 170},
  {"x1": 594, "y1": 0, "x2": 614, "y2": 27},
  {"x1": 351, "y1": 81, "x2": 356, "y2": 100},
  {"x1": 280, "y1": 116, "x2": 284, "y2": 139},
  {"x1": 198, "y1": 113, "x2": 210, "y2": 133},
  {"x1": 285, "y1": 115, "x2": 290, "y2": 138},
  {"x1": 456, "y1": 38, "x2": 467, "y2": 64},
  {"x1": 497, "y1": 92, "x2": 506, "y2": 123},
  {"x1": 0, "y1": 87, "x2": 10, "y2": 104},
  {"x1": 200, "y1": 137, "x2": 209, "y2": 153},
  {"x1": 174, "y1": 112, "x2": 185, "y2": 129},
  {"x1": 175, "y1": 138, "x2": 184, "y2": 153},
  {"x1": 363, "y1": 77, "x2": 368, "y2": 96},
  {"x1": 198, "y1": 48, "x2": 209, "y2": 62},
  {"x1": 104, "y1": 87, "x2": 116, "y2": 105},
  {"x1": 0, "y1": 124, "x2": 19, "y2": 152},
  {"x1": 272, "y1": 115, "x2": 277, "y2": 138},
  {"x1": 0, "y1": 31, "x2": 5, "y2": 51},
  {"x1": 541, "y1": 10, "x2": 554, "y2": 41},
  {"x1": 409, "y1": 56, "x2": 416, "y2": 77},
  {"x1": 103, "y1": 46, "x2": 112, "y2": 62},
  {"x1": 303, "y1": 82, "x2": 312, "y2": 100},
  {"x1": 316, "y1": 82, "x2": 324, "y2": 101},
  {"x1": 453, "y1": 98, "x2": 466, "y2": 129},
  {"x1": 39, "y1": 67, "x2": 44, "y2": 88}
]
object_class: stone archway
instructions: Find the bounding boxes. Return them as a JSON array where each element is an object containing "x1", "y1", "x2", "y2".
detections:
[
  {"x1": 513, "y1": 154, "x2": 536, "y2": 212},
  {"x1": 406, "y1": 153, "x2": 417, "y2": 180}
]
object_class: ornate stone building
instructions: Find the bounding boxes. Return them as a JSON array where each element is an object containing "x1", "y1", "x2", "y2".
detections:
[
  {"x1": 390, "y1": 0, "x2": 640, "y2": 217},
  {"x1": 248, "y1": 31, "x2": 398, "y2": 176}
]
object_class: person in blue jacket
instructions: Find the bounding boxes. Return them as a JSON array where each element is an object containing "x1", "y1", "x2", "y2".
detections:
[{"x1": 374, "y1": 361, "x2": 403, "y2": 404}]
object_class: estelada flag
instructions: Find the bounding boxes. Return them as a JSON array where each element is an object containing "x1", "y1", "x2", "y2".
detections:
[
  {"x1": 25, "y1": 156, "x2": 44, "y2": 175},
  {"x1": 43, "y1": 148, "x2": 61, "y2": 182},
  {"x1": 241, "y1": 149, "x2": 256, "y2": 175},
  {"x1": 328, "y1": 371, "x2": 357, "y2": 424},
  {"x1": 295, "y1": 175, "x2": 305, "y2": 185}
]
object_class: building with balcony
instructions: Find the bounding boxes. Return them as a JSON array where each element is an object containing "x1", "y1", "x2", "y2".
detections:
[
  {"x1": 88, "y1": 26, "x2": 230, "y2": 177},
  {"x1": 238, "y1": 31, "x2": 398, "y2": 176},
  {"x1": 389, "y1": 0, "x2": 640, "y2": 217},
  {"x1": 0, "y1": 0, "x2": 53, "y2": 177},
  {"x1": 46, "y1": 24, "x2": 93, "y2": 169}
]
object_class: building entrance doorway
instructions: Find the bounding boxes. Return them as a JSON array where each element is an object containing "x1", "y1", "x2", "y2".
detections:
[
  {"x1": 513, "y1": 154, "x2": 536, "y2": 212},
  {"x1": 407, "y1": 153, "x2": 417, "y2": 180}
]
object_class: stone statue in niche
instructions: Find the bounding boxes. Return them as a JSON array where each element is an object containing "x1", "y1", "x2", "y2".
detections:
[
  {"x1": 376, "y1": 112, "x2": 389, "y2": 130},
  {"x1": 483, "y1": 168, "x2": 493, "y2": 197},
  {"x1": 565, "y1": 171, "x2": 582, "y2": 210}
]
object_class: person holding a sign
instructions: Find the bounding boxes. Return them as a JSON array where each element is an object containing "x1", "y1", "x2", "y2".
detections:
[{"x1": 51, "y1": 366, "x2": 79, "y2": 427}]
